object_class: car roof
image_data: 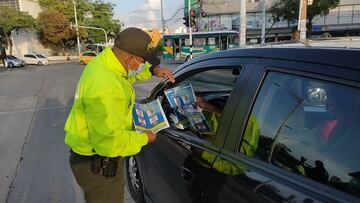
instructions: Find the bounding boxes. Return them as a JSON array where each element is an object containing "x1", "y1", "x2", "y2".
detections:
[{"x1": 191, "y1": 47, "x2": 360, "y2": 70}]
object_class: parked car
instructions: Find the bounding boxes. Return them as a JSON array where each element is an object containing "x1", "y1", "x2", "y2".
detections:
[
  {"x1": 23, "y1": 54, "x2": 49, "y2": 66},
  {"x1": 6, "y1": 55, "x2": 26, "y2": 68},
  {"x1": 125, "y1": 48, "x2": 360, "y2": 203},
  {"x1": 79, "y1": 51, "x2": 97, "y2": 65}
]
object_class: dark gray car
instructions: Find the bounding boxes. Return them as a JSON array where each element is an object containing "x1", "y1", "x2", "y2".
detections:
[{"x1": 126, "y1": 48, "x2": 360, "y2": 203}]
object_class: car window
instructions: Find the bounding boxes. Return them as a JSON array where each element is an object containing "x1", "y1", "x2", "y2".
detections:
[
  {"x1": 36, "y1": 54, "x2": 45, "y2": 58},
  {"x1": 161, "y1": 67, "x2": 241, "y2": 143},
  {"x1": 83, "y1": 52, "x2": 96, "y2": 56},
  {"x1": 7, "y1": 55, "x2": 16, "y2": 60},
  {"x1": 25, "y1": 55, "x2": 36, "y2": 58},
  {"x1": 239, "y1": 71, "x2": 360, "y2": 198}
]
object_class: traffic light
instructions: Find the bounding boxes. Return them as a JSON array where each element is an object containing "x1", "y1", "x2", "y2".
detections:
[{"x1": 183, "y1": 17, "x2": 189, "y2": 27}]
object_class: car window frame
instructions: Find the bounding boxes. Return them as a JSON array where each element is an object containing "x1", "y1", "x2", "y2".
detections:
[
  {"x1": 148, "y1": 57, "x2": 258, "y2": 149},
  {"x1": 162, "y1": 66, "x2": 242, "y2": 148}
]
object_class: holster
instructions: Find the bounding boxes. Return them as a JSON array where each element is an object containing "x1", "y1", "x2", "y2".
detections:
[{"x1": 91, "y1": 155, "x2": 119, "y2": 177}]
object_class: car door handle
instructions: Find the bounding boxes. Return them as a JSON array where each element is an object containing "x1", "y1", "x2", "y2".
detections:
[{"x1": 181, "y1": 166, "x2": 195, "y2": 183}]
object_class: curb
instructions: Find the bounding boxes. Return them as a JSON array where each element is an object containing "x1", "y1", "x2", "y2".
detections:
[{"x1": 49, "y1": 60, "x2": 79, "y2": 64}]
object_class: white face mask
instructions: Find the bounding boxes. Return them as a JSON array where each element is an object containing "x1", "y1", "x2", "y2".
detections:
[{"x1": 127, "y1": 63, "x2": 145, "y2": 77}]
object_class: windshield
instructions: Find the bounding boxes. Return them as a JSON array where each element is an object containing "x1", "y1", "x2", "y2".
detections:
[
  {"x1": 36, "y1": 54, "x2": 45, "y2": 58},
  {"x1": 7, "y1": 55, "x2": 17, "y2": 60}
]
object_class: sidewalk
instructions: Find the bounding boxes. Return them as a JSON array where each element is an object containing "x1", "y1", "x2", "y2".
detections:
[
  {"x1": 47, "y1": 55, "x2": 79, "y2": 65},
  {"x1": 49, "y1": 59, "x2": 79, "y2": 64}
]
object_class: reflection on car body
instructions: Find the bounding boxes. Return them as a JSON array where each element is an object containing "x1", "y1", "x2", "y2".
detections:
[{"x1": 125, "y1": 48, "x2": 360, "y2": 203}]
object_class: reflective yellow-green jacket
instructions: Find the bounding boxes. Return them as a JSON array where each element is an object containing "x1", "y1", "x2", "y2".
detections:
[{"x1": 64, "y1": 47, "x2": 153, "y2": 157}]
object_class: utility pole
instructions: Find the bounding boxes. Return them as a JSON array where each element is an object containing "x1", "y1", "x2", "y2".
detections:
[
  {"x1": 188, "y1": 0, "x2": 193, "y2": 59},
  {"x1": 239, "y1": 0, "x2": 246, "y2": 47},
  {"x1": 261, "y1": 0, "x2": 266, "y2": 44},
  {"x1": 73, "y1": 1, "x2": 81, "y2": 59},
  {"x1": 160, "y1": 0, "x2": 165, "y2": 34},
  {"x1": 298, "y1": 0, "x2": 308, "y2": 40}
]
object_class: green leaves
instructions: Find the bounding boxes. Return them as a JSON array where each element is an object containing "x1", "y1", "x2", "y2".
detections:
[
  {"x1": 0, "y1": 6, "x2": 34, "y2": 34},
  {"x1": 83, "y1": 1, "x2": 120, "y2": 43},
  {"x1": 37, "y1": 10, "x2": 75, "y2": 46},
  {"x1": 0, "y1": 6, "x2": 35, "y2": 47},
  {"x1": 269, "y1": 0, "x2": 340, "y2": 24},
  {"x1": 37, "y1": 0, "x2": 120, "y2": 46}
]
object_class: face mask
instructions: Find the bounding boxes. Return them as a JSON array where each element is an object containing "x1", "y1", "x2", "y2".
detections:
[
  {"x1": 128, "y1": 63, "x2": 145, "y2": 77},
  {"x1": 127, "y1": 62, "x2": 145, "y2": 77},
  {"x1": 127, "y1": 69, "x2": 138, "y2": 77}
]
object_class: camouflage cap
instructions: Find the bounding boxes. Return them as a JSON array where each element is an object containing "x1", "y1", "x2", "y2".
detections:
[{"x1": 114, "y1": 27, "x2": 160, "y2": 66}]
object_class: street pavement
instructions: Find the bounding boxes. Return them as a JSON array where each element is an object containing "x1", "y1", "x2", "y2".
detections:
[{"x1": 0, "y1": 61, "x2": 180, "y2": 203}]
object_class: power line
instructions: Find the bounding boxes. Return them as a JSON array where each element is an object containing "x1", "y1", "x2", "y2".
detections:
[
  {"x1": 117, "y1": 5, "x2": 181, "y2": 15},
  {"x1": 164, "y1": 7, "x2": 183, "y2": 22}
]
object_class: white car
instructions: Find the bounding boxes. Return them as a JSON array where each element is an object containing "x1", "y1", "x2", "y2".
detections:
[{"x1": 23, "y1": 54, "x2": 49, "y2": 65}]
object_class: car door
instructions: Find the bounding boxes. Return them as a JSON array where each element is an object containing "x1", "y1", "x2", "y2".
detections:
[
  {"x1": 202, "y1": 60, "x2": 360, "y2": 202},
  {"x1": 23, "y1": 55, "x2": 31, "y2": 64},
  {"x1": 24, "y1": 54, "x2": 36, "y2": 64},
  {"x1": 136, "y1": 58, "x2": 256, "y2": 203}
]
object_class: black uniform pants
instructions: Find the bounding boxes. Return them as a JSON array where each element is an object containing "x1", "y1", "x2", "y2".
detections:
[{"x1": 69, "y1": 151, "x2": 125, "y2": 203}]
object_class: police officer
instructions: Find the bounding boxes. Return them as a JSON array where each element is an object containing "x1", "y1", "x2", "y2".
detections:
[{"x1": 65, "y1": 27, "x2": 175, "y2": 203}]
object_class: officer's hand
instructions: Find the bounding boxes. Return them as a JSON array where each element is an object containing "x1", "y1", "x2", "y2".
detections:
[
  {"x1": 153, "y1": 67, "x2": 175, "y2": 83},
  {"x1": 145, "y1": 131, "x2": 157, "y2": 143}
]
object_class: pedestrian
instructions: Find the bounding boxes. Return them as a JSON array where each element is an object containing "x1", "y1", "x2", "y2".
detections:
[{"x1": 64, "y1": 27, "x2": 175, "y2": 203}]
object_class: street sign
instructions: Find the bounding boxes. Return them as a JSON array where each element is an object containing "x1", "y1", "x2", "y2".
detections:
[{"x1": 308, "y1": 0, "x2": 313, "y2": 5}]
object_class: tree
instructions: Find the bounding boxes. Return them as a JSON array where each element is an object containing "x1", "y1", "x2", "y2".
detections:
[
  {"x1": 38, "y1": 0, "x2": 120, "y2": 45},
  {"x1": 37, "y1": 10, "x2": 79, "y2": 53},
  {"x1": 83, "y1": 1, "x2": 120, "y2": 43},
  {"x1": 0, "y1": 6, "x2": 35, "y2": 53},
  {"x1": 269, "y1": 0, "x2": 340, "y2": 37}
]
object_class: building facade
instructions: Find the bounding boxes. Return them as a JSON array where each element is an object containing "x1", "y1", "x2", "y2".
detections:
[
  {"x1": 1, "y1": 0, "x2": 51, "y2": 57},
  {"x1": 0, "y1": 0, "x2": 41, "y2": 18},
  {"x1": 197, "y1": 0, "x2": 360, "y2": 44},
  {"x1": 0, "y1": 0, "x2": 20, "y2": 10}
]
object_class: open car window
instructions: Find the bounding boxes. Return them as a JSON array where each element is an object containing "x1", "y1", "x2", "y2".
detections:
[{"x1": 159, "y1": 67, "x2": 241, "y2": 144}]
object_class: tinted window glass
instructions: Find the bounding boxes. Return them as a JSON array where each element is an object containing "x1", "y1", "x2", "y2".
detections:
[
  {"x1": 36, "y1": 54, "x2": 45, "y2": 58},
  {"x1": 25, "y1": 55, "x2": 36, "y2": 58},
  {"x1": 240, "y1": 71, "x2": 360, "y2": 198}
]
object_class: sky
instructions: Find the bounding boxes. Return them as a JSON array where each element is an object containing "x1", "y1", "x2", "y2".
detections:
[{"x1": 105, "y1": 0, "x2": 184, "y2": 32}]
